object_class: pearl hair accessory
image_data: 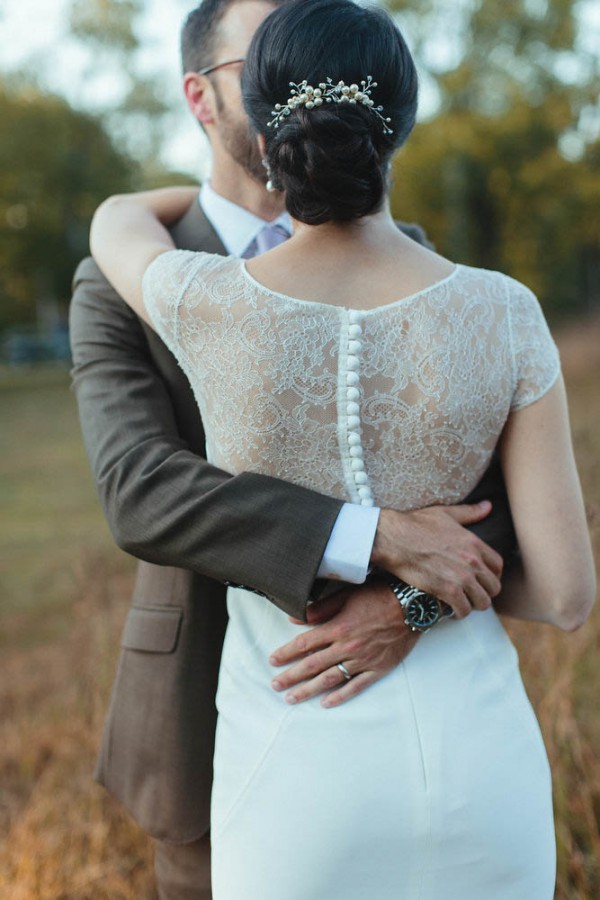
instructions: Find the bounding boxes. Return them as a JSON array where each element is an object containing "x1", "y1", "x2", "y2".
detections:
[{"x1": 267, "y1": 76, "x2": 393, "y2": 134}]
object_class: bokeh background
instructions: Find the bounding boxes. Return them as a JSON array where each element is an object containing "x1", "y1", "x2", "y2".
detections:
[{"x1": 0, "y1": 0, "x2": 599, "y2": 897}]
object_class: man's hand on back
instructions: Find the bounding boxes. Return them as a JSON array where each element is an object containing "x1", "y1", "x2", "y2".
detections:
[
  {"x1": 269, "y1": 581, "x2": 419, "y2": 708},
  {"x1": 372, "y1": 500, "x2": 503, "y2": 617},
  {"x1": 269, "y1": 500, "x2": 504, "y2": 707}
]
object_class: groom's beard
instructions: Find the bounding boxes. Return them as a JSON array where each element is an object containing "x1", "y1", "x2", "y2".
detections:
[{"x1": 213, "y1": 84, "x2": 266, "y2": 184}]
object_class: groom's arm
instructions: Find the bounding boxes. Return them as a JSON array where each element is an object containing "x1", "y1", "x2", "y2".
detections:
[
  {"x1": 70, "y1": 256, "x2": 517, "y2": 624},
  {"x1": 70, "y1": 258, "x2": 346, "y2": 621},
  {"x1": 71, "y1": 226, "x2": 520, "y2": 618}
]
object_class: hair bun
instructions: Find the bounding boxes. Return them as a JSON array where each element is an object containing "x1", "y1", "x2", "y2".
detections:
[
  {"x1": 243, "y1": 0, "x2": 419, "y2": 225},
  {"x1": 268, "y1": 106, "x2": 385, "y2": 225}
]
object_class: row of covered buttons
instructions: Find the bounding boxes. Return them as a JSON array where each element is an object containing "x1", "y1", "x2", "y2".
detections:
[{"x1": 345, "y1": 310, "x2": 374, "y2": 507}]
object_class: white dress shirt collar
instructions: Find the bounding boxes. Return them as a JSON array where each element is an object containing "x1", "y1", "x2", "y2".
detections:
[{"x1": 199, "y1": 181, "x2": 292, "y2": 258}]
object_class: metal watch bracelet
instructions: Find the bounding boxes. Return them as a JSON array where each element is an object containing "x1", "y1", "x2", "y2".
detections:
[{"x1": 380, "y1": 574, "x2": 454, "y2": 633}]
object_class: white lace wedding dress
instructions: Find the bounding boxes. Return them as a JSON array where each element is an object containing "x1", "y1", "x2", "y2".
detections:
[{"x1": 143, "y1": 251, "x2": 560, "y2": 900}]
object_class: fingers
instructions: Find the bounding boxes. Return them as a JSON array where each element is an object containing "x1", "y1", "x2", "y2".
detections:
[
  {"x1": 269, "y1": 626, "x2": 332, "y2": 667},
  {"x1": 442, "y1": 587, "x2": 472, "y2": 618},
  {"x1": 322, "y1": 671, "x2": 378, "y2": 708},
  {"x1": 443, "y1": 556, "x2": 502, "y2": 614},
  {"x1": 463, "y1": 579, "x2": 492, "y2": 612},
  {"x1": 444, "y1": 500, "x2": 492, "y2": 525},
  {"x1": 480, "y1": 541, "x2": 504, "y2": 578},
  {"x1": 271, "y1": 647, "x2": 339, "y2": 692},
  {"x1": 281, "y1": 662, "x2": 355, "y2": 705},
  {"x1": 454, "y1": 553, "x2": 500, "y2": 611},
  {"x1": 442, "y1": 501, "x2": 504, "y2": 579},
  {"x1": 444, "y1": 567, "x2": 496, "y2": 615},
  {"x1": 456, "y1": 544, "x2": 503, "y2": 611},
  {"x1": 475, "y1": 565, "x2": 502, "y2": 600},
  {"x1": 279, "y1": 663, "x2": 380, "y2": 707}
]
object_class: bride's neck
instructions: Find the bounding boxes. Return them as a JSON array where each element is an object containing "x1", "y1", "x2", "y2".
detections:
[{"x1": 289, "y1": 203, "x2": 401, "y2": 252}]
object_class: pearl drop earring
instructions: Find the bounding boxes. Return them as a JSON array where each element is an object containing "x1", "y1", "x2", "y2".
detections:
[{"x1": 262, "y1": 158, "x2": 276, "y2": 193}]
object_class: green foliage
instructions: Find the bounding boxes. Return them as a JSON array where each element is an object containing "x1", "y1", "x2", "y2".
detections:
[
  {"x1": 387, "y1": 0, "x2": 600, "y2": 315},
  {"x1": 0, "y1": 0, "x2": 192, "y2": 333},
  {"x1": 0, "y1": 82, "x2": 139, "y2": 331},
  {"x1": 392, "y1": 99, "x2": 599, "y2": 315}
]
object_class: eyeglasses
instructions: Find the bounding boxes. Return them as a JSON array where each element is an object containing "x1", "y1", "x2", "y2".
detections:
[{"x1": 196, "y1": 57, "x2": 246, "y2": 76}]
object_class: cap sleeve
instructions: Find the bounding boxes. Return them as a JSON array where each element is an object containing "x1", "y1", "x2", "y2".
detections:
[
  {"x1": 507, "y1": 279, "x2": 561, "y2": 410},
  {"x1": 142, "y1": 248, "x2": 230, "y2": 371},
  {"x1": 142, "y1": 249, "x2": 202, "y2": 347}
]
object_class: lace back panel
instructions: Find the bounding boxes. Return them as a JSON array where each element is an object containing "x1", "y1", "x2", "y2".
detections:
[{"x1": 143, "y1": 251, "x2": 560, "y2": 511}]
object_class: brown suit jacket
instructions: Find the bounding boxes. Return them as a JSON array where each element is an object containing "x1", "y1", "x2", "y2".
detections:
[{"x1": 69, "y1": 200, "x2": 516, "y2": 843}]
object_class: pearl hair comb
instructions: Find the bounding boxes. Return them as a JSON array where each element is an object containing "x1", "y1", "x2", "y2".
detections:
[{"x1": 267, "y1": 76, "x2": 393, "y2": 134}]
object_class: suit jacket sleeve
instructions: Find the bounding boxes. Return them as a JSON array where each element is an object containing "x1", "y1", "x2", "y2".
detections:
[{"x1": 69, "y1": 258, "x2": 343, "y2": 621}]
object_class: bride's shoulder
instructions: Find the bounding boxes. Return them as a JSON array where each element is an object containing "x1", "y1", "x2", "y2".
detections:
[
  {"x1": 454, "y1": 263, "x2": 543, "y2": 311},
  {"x1": 455, "y1": 266, "x2": 557, "y2": 375},
  {"x1": 145, "y1": 248, "x2": 238, "y2": 284},
  {"x1": 142, "y1": 251, "x2": 245, "y2": 312},
  {"x1": 453, "y1": 262, "x2": 512, "y2": 289},
  {"x1": 142, "y1": 251, "x2": 244, "y2": 320}
]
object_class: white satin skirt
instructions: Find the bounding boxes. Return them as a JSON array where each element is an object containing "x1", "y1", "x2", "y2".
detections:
[{"x1": 210, "y1": 589, "x2": 556, "y2": 900}]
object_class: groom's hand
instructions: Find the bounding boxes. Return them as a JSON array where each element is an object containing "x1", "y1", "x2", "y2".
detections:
[
  {"x1": 269, "y1": 582, "x2": 419, "y2": 708},
  {"x1": 371, "y1": 500, "x2": 504, "y2": 616}
]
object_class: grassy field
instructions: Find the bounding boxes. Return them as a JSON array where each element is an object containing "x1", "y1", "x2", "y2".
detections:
[{"x1": 0, "y1": 319, "x2": 599, "y2": 899}]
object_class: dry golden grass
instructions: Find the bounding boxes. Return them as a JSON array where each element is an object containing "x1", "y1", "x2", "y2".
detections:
[
  {"x1": 0, "y1": 555, "x2": 157, "y2": 899},
  {"x1": 0, "y1": 318, "x2": 599, "y2": 898}
]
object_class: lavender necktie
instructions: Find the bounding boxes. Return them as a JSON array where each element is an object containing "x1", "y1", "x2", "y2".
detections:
[{"x1": 243, "y1": 223, "x2": 289, "y2": 258}]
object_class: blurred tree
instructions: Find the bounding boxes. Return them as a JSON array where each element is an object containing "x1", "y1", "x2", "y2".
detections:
[
  {"x1": 0, "y1": 82, "x2": 139, "y2": 332},
  {"x1": 67, "y1": 0, "x2": 174, "y2": 167},
  {"x1": 388, "y1": 0, "x2": 600, "y2": 315},
  {"x1": 69, "y1": 0, "x2": 143, "y2": 52}
]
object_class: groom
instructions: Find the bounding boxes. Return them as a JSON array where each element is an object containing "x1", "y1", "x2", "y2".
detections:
[{"x1": 70, "y1": 1, "x2": 515, "y2": 897}]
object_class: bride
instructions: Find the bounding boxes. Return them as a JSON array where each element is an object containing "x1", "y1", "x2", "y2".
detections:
[{"x1": 89, "y1": 0, "x2": 595, "y2": 896}]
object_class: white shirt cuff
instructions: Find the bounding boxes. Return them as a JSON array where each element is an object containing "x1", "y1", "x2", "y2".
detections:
[{"x1": 316, "y1": 503, "x2": 380, "y2": 584}]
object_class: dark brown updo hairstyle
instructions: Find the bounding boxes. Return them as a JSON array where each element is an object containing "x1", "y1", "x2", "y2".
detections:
[{"x1": 242, "y1": 0, "x2": 418, "y2": 225}]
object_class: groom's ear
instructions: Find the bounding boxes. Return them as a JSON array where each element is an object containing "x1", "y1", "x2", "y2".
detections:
[{"x1": 183, "y1": 73, "x2": 217, "y2": 127}]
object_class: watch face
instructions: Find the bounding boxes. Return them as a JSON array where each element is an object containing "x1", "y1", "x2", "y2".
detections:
[{"x1": 405, "y1": 594, "x2": 441, "y2": 630}]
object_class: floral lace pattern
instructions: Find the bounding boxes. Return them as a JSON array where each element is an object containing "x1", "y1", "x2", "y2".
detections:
[{"x1": 143, "y1": 251, "x2": 560, "y2": 510}]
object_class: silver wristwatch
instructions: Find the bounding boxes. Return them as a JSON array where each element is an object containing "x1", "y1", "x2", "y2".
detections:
[{"x1": 385, "y1": 578, "x2": 454, "y2": 633}]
